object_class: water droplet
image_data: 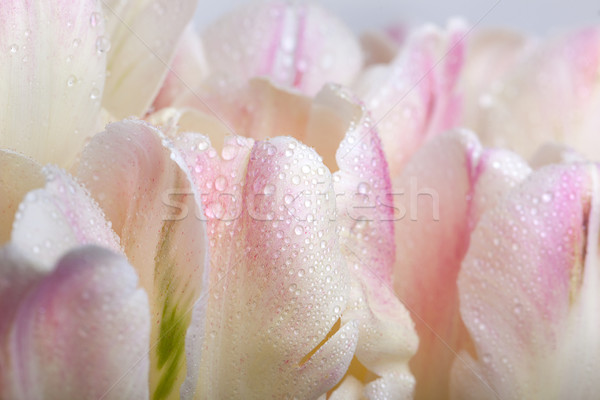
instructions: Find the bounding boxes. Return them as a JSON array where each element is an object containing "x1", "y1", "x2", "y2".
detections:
[
  {"x1": 89, "y1": 11, "x2": 102, "y2": 27},
  {"x1": 96, "y1": 36, "x2": 111, "y2": 53},
  {"x1": 292, "y1": 175, "x2": 301, "y2": 185},
  {"x1": 197, "y1": 140, "x2": 209, "y2": 151},
  {"x1": 284, "y1": 194, "x2": 294, "y2": 205},
  {"x1": 66, "y1": 75, "x2": 77, "y2": 87},
  {"x1": 482, "y1": 353, "x2": 492, "y2": 364},
  {"x1": 513, "y1": 304, "x2": 522, "y2": 315},
  {"x1": 357, "y1": 182, "x2": 370, "y2": 194},
  {"x1": 541, "y1": 192, "x2": 553, "y2": 203},
  {"x1": 222, "y1": 145, "x2": 237, "y2": 160},
  {"x1": 72, "y1": 38, "x2": 81, "y2": 48},
  {"x1": 263, "y1": 184, "x2": 275, "y2": 196},
  {"x1": 90, "y1": 88, "x2": 100, "y2": 100},
  {"x1": 215, "y1": 176, "x2": 227, "y2": 191},
  {"x1": 9, "y1": 44, "x2": 18, "y2": 54},
  {"x1": 294, "y1": 226, "x2": 303, "y2": 235}
]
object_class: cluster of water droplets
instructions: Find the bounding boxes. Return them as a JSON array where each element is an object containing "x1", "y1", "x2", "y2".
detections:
[
  {"x1": 11, "y1": 167, "x2": 120, "y2": 273},
  {"x1": 174, "y1": 133, "x2": 358, "y2": 396},
  {"x1": 459, "y1": 164, "x2": 591, "y2": 394}
]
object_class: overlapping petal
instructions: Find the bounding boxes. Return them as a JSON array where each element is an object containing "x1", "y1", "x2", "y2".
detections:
[
  {"x1": 76, "y1": 120, "x2": 208, "y2": 400},
  {"x1": 0, "y1": 245, "x2": 150, "y2": 400},
  {"x1": 0, "y1": 163, "x2": 150, "y2": 399},
  {"x1": 452, "y1": 164, "x2": 600, "y2": 399},
  {"x1": 175, "y1": 84, "x2": 418, "y2": 399},
  {"x1": 0, "y1": 150, "x2": 43, "y2": 244},
  {"x1": 392, "y1": 130, "x2": 530, "y2": 399},
  {"x1": 460, "y1": 28, "x2": 529, "y2": 132},
  {"x1": 153, "y1": 26, "x2": 210, "y2": 110},
  {"x1": 333, "y1": 88, "x2": 418, "y2": 398},
  {"x1": 11, "y1": 167, "x2": 121, "y2": 272},
  {"x1": 176, "y1": 132, "x2": 358, "y2": 399},
  {"x1": 171, "y1": 79, "x2": 363, "y2": 170},
  {"x1": 101, "y1": 0, "x2": 198, "y2": 118},
  {"x1": 0, "y1": 0, "x2": 106, "y2": 165},
  {"x1": 475, "y1": 28, "x2": 600, "y2": 159},
  {"x1": 200, "y1": 0, "x2": 363, "y2": 96},
  {"x1": 353, "y1": 21, "x2": 466, "y2": 177}
]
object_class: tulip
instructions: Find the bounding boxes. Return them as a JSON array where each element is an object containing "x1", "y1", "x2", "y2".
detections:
[
  {"x1": 174, "y1": 84, "x2": 417, "y2": 398},
  {"x1": 452, "y1": 163, "x2": 600, "y2": 399},
  {"x1": 0, "y1": 166, "x2": 151, "y2": 399},
  {"x1": 391, "y1": 129, "x2": 531, "y2": 399},
  {"x1": 0, "y1": 0, "x2": 198, "y2": 166},
  {"x1": 2, "y1": 0, "x2": 600, "y2": 399},
  {"x1": 467, "y1": 27, "x2": 600, "y2": 160}
]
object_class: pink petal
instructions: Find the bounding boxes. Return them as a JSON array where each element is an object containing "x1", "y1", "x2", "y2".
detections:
[
  {"x1": 529, "y1": 143, "x2": 586, "y2": 169},
  {"x1": 0, "y1": 245, "x2": 150, "y2": 400},
  {"x1": 0, "y1": 0, "x2": 106, "y2": 165},
  {"x1": 101, "y1": 0, "x2": 198, "y2": 118},
  {"x1": 0, "y1": 150, "x2": 43, "y2": 245},
  {"x1": 332, "y1": 86, "x2": 418, "y2": 398},
  {"x1": 460, "y1": 28, "x2": 528, "y2": 133},
  {"x1": 171, "y1": 79, "x2": 358, "y2": 170},
  {"x1": 152, "y1": 25, "x2": 209, "y2": 110},
  {"x1": 11, "y1": 167, "x2": 121, "y2": 272},
  {"x1": 76, "y1": 120, "x2": 209, "y2": 399},
  {"x1": 353, "y1": 21, "x2": 466, "y2": 177},
  {"x1": 200, "y1": 1, "x2": 362, "y2": 95},
  {"x1": 360, "y1": 30, "x2": 401, "y2": 66},
  {"x1": 476, "y1": 28, "x2": 600, "y2": 159},
  {"x1": 392, "y1": 130, "x2": 530, "y2": 399},
  {"x1": 176, "y1": 133, "x2": 358, "y2": 398},
  {"x1": 452, "y1": 164, "x2": 600, "y2": 399}
]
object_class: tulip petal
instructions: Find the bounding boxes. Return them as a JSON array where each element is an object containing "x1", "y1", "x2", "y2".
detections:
[
  {"x1": 477, "y1": 28, "x2": 600, "y2": 159},
  {"x1": 153, "y1": 25, "x2": 209, "y2": 110},
  {"x1": 360, "y1": 30, "x2": 399, "y2": 66},
  {"x1": 101, "y1": 0, "x2": 198, "y2": 118},
  {"x1": 11, "y1": 167, "x2": 121, "y2": 272},
  {"x1": 0, "y1": 0, "x2": 106, "y2": 165},
  {"x1": 451, "y1": 164, "x2": 600, "y2": 399},
  {"x1": 529, "y1": 143, "x2": 587, "y2": 169},
  {"x1": 76, "y1": 120, "x2": 208, "y2": 400},
  {"x1": 332, "y1": 87, "x2": 418, "y2": 398},
  {"x1": 201, "y1": 1, "x2": 362, "y2": 95},
  {"x1": 460, "y1": 28, "x2": 528, "y2": 133},
  {"x1": 353, "y1": 21, "x2": 465, "y2": 176},
  {"x1": 172, "y1": 79, "x2": 363, "y2": 171},
  {"x1": 176, "y1": 133, "x2": 358, "y2": 398},
  {"x1": 0, "y1": 245, "x2": 150, "y2": 400},
  {"x1": 0, "y1": 150, "x2": 43, "y2": 245},
  {"x1": 392, "y1": 130, "x2": 530, "y2": 399}
]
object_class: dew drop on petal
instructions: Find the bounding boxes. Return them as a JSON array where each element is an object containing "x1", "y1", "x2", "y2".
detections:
[
  {"x1": 96, "y1": 36, "x2": 111, "y2": 53},
  {"x1": 89, "y1": 11, "x2": 102, "y2": 27},
  {"x1": 66, "y1": 75, "x2": 77, "y2": 87},
  {"x1": 90, "y1": 88, "x2": 100, "y2": 100}
]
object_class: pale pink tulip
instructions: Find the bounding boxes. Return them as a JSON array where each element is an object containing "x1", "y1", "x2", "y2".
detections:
[
  {"x1": 353, "y1": 20, "x2": 466, "y2": 177},
  {"x1": 174, "y1": 85, "x2": 417, "y2": 399},
  {"x1": 0, "y1": 167, "x2": 150, "y2": 399},
  {"x1": 392, "y1": 130, "x2": 531, "y2": 399},
  {"x1": 452, "y1": 163, "x2": 600, "y2": 399},
  {"x1": 472, "y1": 28, "x2": 600, "y2": 160}
]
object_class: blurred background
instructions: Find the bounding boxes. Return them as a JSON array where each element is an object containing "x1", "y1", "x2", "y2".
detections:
[{"x1": 194, "y1": 0, "x2": 600, "y2": 34}]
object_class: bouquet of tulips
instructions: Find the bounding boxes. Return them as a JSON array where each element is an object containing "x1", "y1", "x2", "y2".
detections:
[{"x1": 1, "y1": 1, "x2": 599, "y2": 399}]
